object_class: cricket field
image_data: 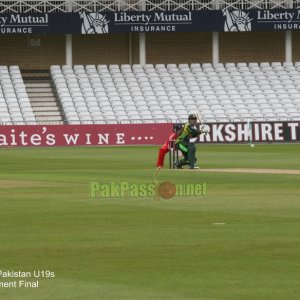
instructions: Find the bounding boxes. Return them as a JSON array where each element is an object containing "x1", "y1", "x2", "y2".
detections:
[{"x1": 0, "y1": 144, "x2": 300, "y2": 300}]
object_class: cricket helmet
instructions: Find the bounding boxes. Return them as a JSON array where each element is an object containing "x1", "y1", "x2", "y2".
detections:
[{"x1": 188, "y1": 114, "x2": 197, "y2": 120}]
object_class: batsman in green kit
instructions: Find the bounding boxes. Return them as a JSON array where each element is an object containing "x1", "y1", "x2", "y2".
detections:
[{"x1": 175, "y1": 114, "x2": 204, "y2": 169}]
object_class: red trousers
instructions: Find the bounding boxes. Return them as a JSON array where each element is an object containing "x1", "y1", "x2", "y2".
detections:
[
  {"x1": 156, "y1": 147, "x2": 169, "y2": 168},
  {"x1": 156, "y1": 132, "x2": 177, "y2": 168}
]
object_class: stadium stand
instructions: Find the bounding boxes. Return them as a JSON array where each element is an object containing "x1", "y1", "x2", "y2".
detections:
[
  {"x1": 2, "y1": 62, "x2": 300, "y2": 125},
  {"x1": 51, "y1": 62, "x2": 300, "y2": 124},
  {"x1": 0, "y1": 66, "x2": 36, "y2": 125}
]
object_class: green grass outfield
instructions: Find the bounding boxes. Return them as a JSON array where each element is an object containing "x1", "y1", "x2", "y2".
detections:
[{"x1": 0, "y1": 144, "x2": 300, "y2": 300}]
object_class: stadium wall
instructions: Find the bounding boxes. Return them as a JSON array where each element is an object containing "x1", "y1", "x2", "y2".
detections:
[
  {"x1": 0, "y1": 35, "x2": 65, "y2": 69},
  {"x1": 146, "y1": 33, "x2": 212, "y2": 64},
  {"x1": 0, "y1": 34, "x2": 131, "y2": 69},
  {"x1": 292, "y1": 32, "x2": 300, "y2": 62},
  {"x1": 0, "y1": 32, "x2": 293, "y2": 69},
  {"x1": 220, "y1": 32, "x2": 285, "y2": 63},
  {"x1": 72, "y1": 34, "x2": 130, "y2": 66}
]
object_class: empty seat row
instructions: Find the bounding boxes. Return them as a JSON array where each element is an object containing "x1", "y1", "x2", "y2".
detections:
[{"x1": 51, "y1": 63, "x2": 300, "y2": 124}]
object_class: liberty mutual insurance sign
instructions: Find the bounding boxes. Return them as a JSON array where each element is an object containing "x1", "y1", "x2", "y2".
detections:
[
  {"x1": 0, "y1": 14, "x2": 49, "y2": 34},
  {"x1": 114, "y1": 11, "x2": 192, "y2": 32},
  {"x1": 256, "y1": 10, "x2": 300, "y2": 30},
  {"x1": 2, "y1": 9, "x2": 300, "y2": 35},
  {"x1": 80, "y1": 11, "x2": 193, "y2": 34}
]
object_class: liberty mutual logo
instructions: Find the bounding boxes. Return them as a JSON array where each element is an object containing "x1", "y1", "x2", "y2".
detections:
[
  {"x1": 223, "y1": 9, "x2": 252, "y2": 31},
  {"x1": 80, "y1": 12, "x2": 110, "y2": 34}
]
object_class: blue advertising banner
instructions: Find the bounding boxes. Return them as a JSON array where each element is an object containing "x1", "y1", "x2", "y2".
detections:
[{"x1": 1, "y1": 9, "x2": 300, "y2": 34}]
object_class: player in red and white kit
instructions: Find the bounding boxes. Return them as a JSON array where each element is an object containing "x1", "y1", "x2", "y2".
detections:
[{"x1": 156, "y1": 124, "x2": 183, "y2": 169}]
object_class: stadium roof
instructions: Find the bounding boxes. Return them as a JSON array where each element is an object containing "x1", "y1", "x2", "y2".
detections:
[{"x1": 0, "y1": 0, "x2": 297, "y2": 14}]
